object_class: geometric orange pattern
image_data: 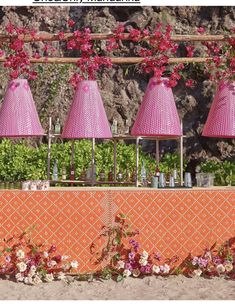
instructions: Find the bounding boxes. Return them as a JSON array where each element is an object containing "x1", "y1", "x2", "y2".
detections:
[{"x1": 0, "y1": 189, "x2": 234, "y2": 272}]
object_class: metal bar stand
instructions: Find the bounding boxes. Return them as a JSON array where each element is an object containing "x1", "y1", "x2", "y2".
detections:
[
  {"x1": 91, "y1": 138, "x2": 95, "y2": 186},
  {"x1": 47, "y1": 117, "x2": 52, "y2": 181},
  {"x1": 135, "y1": 137, "x2": 140, "y2": 187},
  {"x1": 180, "y1": 121, "x2": 184, "y2": 186}
]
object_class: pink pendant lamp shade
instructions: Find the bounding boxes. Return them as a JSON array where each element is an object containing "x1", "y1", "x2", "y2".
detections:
[
  {"x1": 202, "y1": 81, "x2": 235, "y2": 138},
  {"x1": 62, "y1": 80, "x2": 112, "y2": 139},
  {"x1": 131, "y1": 77, "x2": 182, "y2": 137},
  {"x1": 0, "y1": 79, "x2": 44, "y2": 137}
]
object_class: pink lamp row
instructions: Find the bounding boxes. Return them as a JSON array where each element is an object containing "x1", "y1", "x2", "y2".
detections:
[{"x1": 0, "y1": 77, "x2": 234, "y2": 139}]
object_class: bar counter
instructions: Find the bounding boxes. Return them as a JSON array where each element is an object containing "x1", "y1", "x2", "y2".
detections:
[{"x1": 0, "y1": 187, "x2": 234, "y2": 272}]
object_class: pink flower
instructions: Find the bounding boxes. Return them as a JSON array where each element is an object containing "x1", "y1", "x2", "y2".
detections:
[
  {"x1": 58, "y1": 31, "x2": 65, "y2": 40},
  {"x1": 10, "y1": 70, "x2": 19, "y2": 79},
  {"x1": 10, "y1": 39, "x2": 24, "y2": 51},
  {"x1": 197, "y1": 27, "x2": 205, "y2": 34},
  {"x1": 185, "y1": 79, "x2": 196, "y2": 88},
  {"x1": 68, "y1": 19, "x2": 75, "y2": 27},
  {"x1": 5, "y1": 23, "x2": 15, "y2": 34},
  {"x1": 186, "y1": 45, "x2": 195, "y2": 57}
]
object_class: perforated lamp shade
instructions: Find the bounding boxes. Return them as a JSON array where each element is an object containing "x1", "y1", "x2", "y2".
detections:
[
  {"x1": 202, "y1": 81, "x2": 235, "y2": 138},
  {"x1": 0, "y1": 79, "x2": 44, "y2": 137},
  {"x1": 62, "y1": 80, "x2": 112, "y2": 139},
  {"x1": 131, "y1": 77, "x2": 182, "y2": 137}
]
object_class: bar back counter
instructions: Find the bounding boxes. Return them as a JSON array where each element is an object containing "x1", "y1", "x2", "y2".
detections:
[{"x1": 0, "y1": 187, "x2": 234, "y2": 273}]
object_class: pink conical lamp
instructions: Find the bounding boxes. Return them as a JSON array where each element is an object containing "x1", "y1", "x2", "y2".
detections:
[
  {"x1": 62, "y1": 80, "x2": 112, "y2": 139},
  {"x1": 131, "y1": 77, "x2": 182, "y2": 137},
  {"x1": 202, "y1": 81, "x2": 235, "y2": 138},
  {"x1": 0, "y1": 79, "x2": 44, "y2": 137}
]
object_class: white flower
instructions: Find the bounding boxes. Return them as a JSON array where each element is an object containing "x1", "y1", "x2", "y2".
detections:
[
  {"x1": 162, "y1": 264, "x2": 170, "y2": 274},
  {"x1": 117, "y1": 260, "x2": 125, "y2": 270},
  {"x1": 47, "y1": 260, "x2": 57, "y2": 267},
  {"x1": 132, "y1": 268, "x2": 140, "y2": 278},
  {"x1": 16, "y1": 262, "x2": 27, "y2": 273},
  {"x1": 123, "y1": 269, "x2": 132, "y2": 277},
  {"x1": 15, "y1": 273, "x2": 24, "y2": 282},
  {"x1": 141, "y1": 251, "x2": 149, "y2": 259},
  {"x1": 192, "y1": 256, "x2": 199, "y2": 266},
  {"x1": 16, "y1": 250, "x2": 25, "y2": 259},
  {"x1": 57, "y1": 272, "x2": 66, "y2": 280},
  {"x1": 33, "y1": 275, "x2": 42, "y2": 285},
  {"x1": 216, "y1": 264, "x2": 225, "y2": 274},
  {"x1": 192, "y1": 269, "x2": 202, "y2": 277},
  {"x1": 43, "y1": 252, "x2": 49, "y2": 258},
  {"x1": 152, "y1": 265, "x2": 160, "y2": 274},
  {"x1": 224, "y1": 262, "x2": 233, "y2": 272},
  {"x1": 139, "y1": 258, "x2": 148, "y2": 266},
  {"x1": 44, "y1": 273, "x2": 54, "y2": 283},
  {"x1": 61, "y1": 255, "x2": 70, "y2": 260},
  {"x1": 24, "y1": 276, "x2": 33, "y2": 285},
  {"x1": 70, "y1": 261, "x2": 78, "y2": 269},
  {"x1": 29, "y1": 265, "x2": 37, "y2": 273}
]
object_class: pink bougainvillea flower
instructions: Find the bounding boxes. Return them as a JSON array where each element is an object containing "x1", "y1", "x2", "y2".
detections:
[
  {"x1": 197, "y1": 27, "x2": 205, "y2": 34},
  {"x1": 68, "y1": 19, "x2": 75, "y2": 28},
  {"x1": 5, "y1": 23, "x2": 15, "y2": 34},
  {"x1": 185, "y1": 79, "x2": 196, "y2": 88},
  {"x1": 58, "y1": 31, "x2": 65, "y2": 41}
]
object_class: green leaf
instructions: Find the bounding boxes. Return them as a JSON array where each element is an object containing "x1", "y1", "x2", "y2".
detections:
[
  {"x1": 117, "y1": 274, "x2": 124, "y2": 282},
  {"x1": 5, "y1": 247, "x2": 12, "y2": 252}
]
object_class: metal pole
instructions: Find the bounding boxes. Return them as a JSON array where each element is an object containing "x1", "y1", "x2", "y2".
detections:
[
  {"x1": 114, "y1": 139, "x2": 117, "y2": 182},
  {"x1": 180, "y1": 121, "x2": 184, "y2": 186},
  {"x1": 91, "y1": 138, "x2": 95, "y2": 186},
  {"x1": 135, "y1": 137, "x2": 140, "y2": 187},
  {"x1": 156, "y1": 140, "x2": 160, "y2": 165},
  {"x1": 47, "y1": 117, "x2": 52, "y2": 181}
]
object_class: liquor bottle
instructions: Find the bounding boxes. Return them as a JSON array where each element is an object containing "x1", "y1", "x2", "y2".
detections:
[
  {"x1": 62, "y1": 163, "x2": 66, "y2": 180},
  {"x1": 52, "y1": 160, "x2": 58, "y2": 181},
  {"x1": 70, "y1": 163, "x2": 75, "y2": 182},
  {"x1": 108, "y1": 168, "x2": 114, "y2": 181},
  {"x1": 125, "y1": 166, "x2": 131, "y2": 182},
  {"x1": 141, "y1": 161, "x2": 147, "y2": 186},
  {"x1": 79, "y1": 169, "x2": 86, "y2": 181},
  {"x1": 155, "y1": 165, "x2": 160, "y2": 178},
  {"x1": 117, "y1": 170, "x2": 123, "y2": 182},
  {"x1": 99, "y1": 169, "x2": 106, "y2": 182},
  {"x1": 124, "y1": 119, "x2": 129, "y2": 135},
  {"x1": 111, "y1": 119, "x2": 118, "y2": 135},
  {"x1": 54, "y1": 118, "x2": 61, "y2": 134},
  {"x1": 173, "y1": 163, "x2": 178, "y2": 180}
]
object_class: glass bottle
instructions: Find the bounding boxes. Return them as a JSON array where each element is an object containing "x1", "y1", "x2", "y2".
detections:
[
  {"x1": 125, "y1": 166, "x2": 131, "y2": 182},
  {"x1": 53, "y1": 160, "x2": 58, "y2": 181},
  {"x1": 99, "y1": 169, "x2": 106, "y2": 182},
  {"x1": 141, "y1": 161, "x2": 147, "y2": 186},
  {"x1": 108, "y1": 168, "x2": 114, "y2": 182},
  {"x1": 124, "y1": 119, "x2": 129, "y2": 135},
  {"x1": 62, "y1": 162, "x2": 66, "y2": 180},
  {"x1": 117, "y1": 170, "x2": 123, "y2": 182},
  {"x1": 111, "y1": 119, "x2": 118, "y2": 135},
  {"x1": 70, "y1": 163, "x2": 75, "y2": 182},
  {"x1": 54, "y1": 118, "x2": 61, "y2": 134},
  {"x1": 155, "y1": 165, "x2": 160, "y2": 178},
  {"x1": 173, "y1": 163, "x2": 178, "y2": 180}
]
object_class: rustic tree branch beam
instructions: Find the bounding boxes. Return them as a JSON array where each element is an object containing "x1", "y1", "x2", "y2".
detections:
[
  {"x1": 0, "y1": 56, "x2": 212, "y2": 65},
  {"x1": 0, "y1": 32, "x2": 234, "y2": 43}
]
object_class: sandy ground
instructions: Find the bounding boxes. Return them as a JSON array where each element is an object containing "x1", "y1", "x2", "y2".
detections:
[{"x1": 0, "y1": 275, "x2": 234, "y2": 300}]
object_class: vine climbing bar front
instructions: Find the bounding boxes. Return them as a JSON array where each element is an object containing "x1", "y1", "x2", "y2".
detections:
[
  {"x1": 0, "y1": 56, "x2": 212, "y2": 65},
  {"x1": 0, "y1": 32, "x2": 234, "y2": 43}
]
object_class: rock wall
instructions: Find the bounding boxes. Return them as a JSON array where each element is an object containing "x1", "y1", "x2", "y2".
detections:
[{"x1": 0, "y1": 6, "x2": 234, "y2": 170}]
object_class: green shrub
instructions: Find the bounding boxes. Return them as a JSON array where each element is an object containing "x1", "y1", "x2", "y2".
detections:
[{"x1": 0, "y1": 138, "x2": 185, "y2": 182}]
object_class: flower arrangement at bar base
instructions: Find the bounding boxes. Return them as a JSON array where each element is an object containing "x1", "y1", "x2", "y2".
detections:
[
  {"x1": 183, "y1": 241, "x2": 235, "y2": 279},
  {"x1": 114, "y1": 239, "x2": 179, "y2": 282},
  {"x1": 0, "y1": 229, "x2": 78, "y2": 285}
]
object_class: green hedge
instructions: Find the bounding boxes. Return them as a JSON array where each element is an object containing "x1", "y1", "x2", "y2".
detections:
[{"x1": 0, "y1": 139, "x2": 184, "y2": 182}]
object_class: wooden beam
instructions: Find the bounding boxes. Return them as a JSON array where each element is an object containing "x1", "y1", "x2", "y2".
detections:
[
  {"x1": 0, "y1": 56, "x2": 212, "y2": 65},
  {"x1": 0, "y1": 32, "x2": 234, "y2": 43}
]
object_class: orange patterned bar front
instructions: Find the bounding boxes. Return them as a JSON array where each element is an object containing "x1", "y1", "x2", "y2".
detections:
[{"x1": 0, "y1": 188, "x2": 234, "y2": 273}]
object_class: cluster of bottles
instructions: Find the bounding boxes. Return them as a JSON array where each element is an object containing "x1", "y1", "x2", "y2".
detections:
[
  {"x1": 52, "y1": 160, "x2": 73, "y2": 182},
  {"x1": 111, "y1": 118, "x2": 130, "y2": 135}
]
